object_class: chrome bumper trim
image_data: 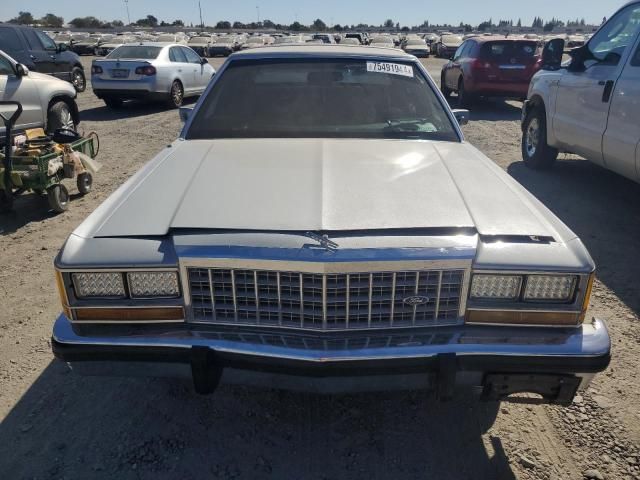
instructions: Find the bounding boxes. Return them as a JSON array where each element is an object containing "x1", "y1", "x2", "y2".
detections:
[{"x1": 53, "y1": 314, "x2": 610, "y2": 365}]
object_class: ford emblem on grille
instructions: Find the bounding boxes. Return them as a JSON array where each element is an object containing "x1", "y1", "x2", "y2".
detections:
[{"x1": 403, "y1": 295, "x2": 430, "y2": 306}]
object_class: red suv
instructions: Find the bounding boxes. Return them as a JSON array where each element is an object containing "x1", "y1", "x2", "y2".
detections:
[{"x1": 440, "y1": 37, "x2": 542, "y2": 107}]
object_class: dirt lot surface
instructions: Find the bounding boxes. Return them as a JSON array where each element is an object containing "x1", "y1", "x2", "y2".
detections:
[{"x1": 1, "y1": 56, "x2": 639, "y2": 480}]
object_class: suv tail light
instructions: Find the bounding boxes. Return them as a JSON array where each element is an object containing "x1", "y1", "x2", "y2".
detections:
[
  {"x1": 91, "y1": 65, "x2": 103, "y2": 74},
  {"x1": 135, "y1": 65, "x2": 156, "y2": 76}
]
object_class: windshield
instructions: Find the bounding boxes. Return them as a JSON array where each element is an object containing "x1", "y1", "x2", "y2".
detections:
[
  {"x1": 189, "y1": 37, "x2": 210, "y2": 43},
  {"x1": 407, "y1": 39, "x2": 426, "y2": 45},
  {"x1": 187, "y1": 59, "x2": 458, "y2": 141},
  {"x1": 106, "y1": 46, "x2": 162, "y2": 59}
]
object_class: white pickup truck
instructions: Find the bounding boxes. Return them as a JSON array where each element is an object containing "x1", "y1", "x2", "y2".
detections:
[{"x1": 521, "y1": 1, "x2": 640, "y2": 183}]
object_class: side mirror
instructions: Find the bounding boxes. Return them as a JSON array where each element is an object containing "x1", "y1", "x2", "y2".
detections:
[
  {"x1": 452, "y1": 109, "x2": 469, "y2": 126},
  {"x1": 179, "y1": 106, "x2": 193, "y2": 123},
  {"x1": 567, "y1": 44, "x2": 598, "y2": 72},
  {"x1": 541, "y1": 38, "x2": 565, "y2": 71},
  {"x1": 200, "y1": 57, "x2": 208, "y2": 64},
  {"x1": 15, "y1": 64, "x2": 27, "y2": 77}
]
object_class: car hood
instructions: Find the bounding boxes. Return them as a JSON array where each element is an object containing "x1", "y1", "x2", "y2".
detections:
[
  {"x1": 77, "y1": 139, "x2": 570, "y2": 241},
  {"x1": 27, "y1": 70, "x2": 76, "y2": 89}
]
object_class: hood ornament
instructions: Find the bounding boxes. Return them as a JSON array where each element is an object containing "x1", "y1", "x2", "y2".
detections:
[{"x1": 303, "y1": 232, "x2": 338, "y2": 251}]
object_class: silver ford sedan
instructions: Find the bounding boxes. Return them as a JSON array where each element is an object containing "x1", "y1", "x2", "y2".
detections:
[
  {"x1": 90, "y1": 43, "x2": 215, "y2": 108},
  {"x1": 53, "y1": 45, "x2": 610, "y2": 404}
]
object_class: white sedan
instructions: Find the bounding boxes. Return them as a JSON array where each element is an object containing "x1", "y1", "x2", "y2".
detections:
[{"x1": 90, "y1": 43, "x2": 215, "y2": 108}]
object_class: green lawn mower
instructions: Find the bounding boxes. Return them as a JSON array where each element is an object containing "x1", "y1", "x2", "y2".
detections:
[{"x1": 1, "y1": 101, "x2": 99, "y2": 214}]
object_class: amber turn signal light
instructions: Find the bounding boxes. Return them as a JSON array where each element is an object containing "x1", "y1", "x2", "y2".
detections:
[
  {"x1": 55, "y1": 270, "x2": 72, "y2": 319},
  {"x1": 466, "y1": 310, "x2": 581, "y2": 327},
  {"x1": 73, "y1": 307, "x2": 185, "y2": 323}
]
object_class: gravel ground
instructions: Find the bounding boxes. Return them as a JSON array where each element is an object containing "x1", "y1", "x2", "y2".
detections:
[{"x1": 1, "y1": 56, "x2": 639, "y2": 480}]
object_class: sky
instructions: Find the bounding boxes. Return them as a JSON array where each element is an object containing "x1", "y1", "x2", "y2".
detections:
[{"x1": 0, "y1": 0, "x2": 627, "y2": 27}]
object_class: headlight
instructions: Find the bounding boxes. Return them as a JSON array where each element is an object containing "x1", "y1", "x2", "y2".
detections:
[
  {"x1": 72, "y1": 272, "x2": 126, "y2": 298},
  {"x1": 524, "y1": 275, "x2": 577, "y2": 302},
  {"x1": 127, "y1": 271, "x2": 180, "y2": 298},
  {"x1": 470, "y1": 274, "x2": 522, "y2": 300}
]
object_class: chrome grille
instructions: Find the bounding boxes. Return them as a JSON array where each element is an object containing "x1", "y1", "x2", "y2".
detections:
[{"x1": 189, "y1": 268, "x2": 465, "y2": 330}]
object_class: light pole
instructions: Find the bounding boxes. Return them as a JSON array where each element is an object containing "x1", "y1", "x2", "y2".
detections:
[
  {"x1": 123, "y1": 0, "x2": 131, "y2": 25},
  {"x1": 199, "y1": 1, "x2": 204, "y2": 29},
  {"x1": 256, "y1": 5, "x2": 260, "y2": 24},
  {"x1": 124, "y1": 0, "x2": 131, "y2": 25}
]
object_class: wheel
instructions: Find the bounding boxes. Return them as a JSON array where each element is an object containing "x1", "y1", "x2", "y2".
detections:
[
  {"x1": 440, "y1": 72, "x2": 452, "y2": 99},
  {"x1": 457, "y1": 79, "x2": 474, "y2": 108},
  {"x1": 71, "y1": 66, "x2": 86, "y2": 93},
  {"x1": 47, "y1": 184, "x2": 69, "y2": 213},
  {"x1": 47, "y1": 101, "x2": 76, "y2": 134},
  {"x1": 521, "y1": 105, "x2": 558, "y2": 170},
  {"x1": 104, "y1": 98, "x2": 123, "y2": 108},
  {"x1": 0, "y1": 190, "x2": 13, "y2": 213},
  {"x1": 76, "y1": 172, "x2": 93, "y2": 195},
  {"x1": 167, "y1": 80, "x2": 184, "y2": 108}
]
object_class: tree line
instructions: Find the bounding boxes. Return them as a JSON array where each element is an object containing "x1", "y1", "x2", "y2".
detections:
[{"x1": 5, "y1": 11, "x2": 596, "y2": 32}]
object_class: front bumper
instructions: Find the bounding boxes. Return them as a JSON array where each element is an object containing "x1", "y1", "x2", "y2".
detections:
[{"x1": 52, "y1": 315, "x2": 610, "y2": 402}]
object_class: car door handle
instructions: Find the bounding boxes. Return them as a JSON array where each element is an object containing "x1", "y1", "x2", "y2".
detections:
[
  {"x1": 600, "y1": 80, "x2": 615, "y2": 103},
  {"x1": 49, "y1": 55, "x2": 56, "y2": 60},
  {"x1": 30, "y1": 54, "x2": 36, "y2": 60}
]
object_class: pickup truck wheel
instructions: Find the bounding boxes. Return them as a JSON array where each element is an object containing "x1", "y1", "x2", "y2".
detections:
[
  {"x1": 71, "y1": 67, "x2": 86, "y2": 93},
  {"x1": 47, "y1": 101, "x2": 76, "y2": 134},
  {"x1": 47, "y1": 184, "x2": 69, "y2": 213},
  {"x1": 167, "y1": 80, "x2": 184, "y2": 108},
  {"x1": 522, "y1": 107, "x2": 558, "y2": 170}
]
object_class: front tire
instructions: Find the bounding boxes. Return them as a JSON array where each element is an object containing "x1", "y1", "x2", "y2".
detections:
[
  {"x1": 77, "y1": 172, "x2": 93, "y2": 195},
  {"x1": 47, "y1": 101, "x2": 76, "y2": 134},
  {"x1": 71, "y1": 67, "x2": 86, "y2": 93},
  {"x1": 440, "y1": 72, "x2": 452, "y2": 99},
  {"x1": 457, "y1": 79, "x2": 474, "y2": 108},
  {"x1": 47, "y1": 184, "x2": 69, "y2": 213},
  {"x1": 167, "y1": 80, "x2": 184, "y2": 108},
  {"x1": 521, "y1": 106, "x2": 558, "y2": 170}
]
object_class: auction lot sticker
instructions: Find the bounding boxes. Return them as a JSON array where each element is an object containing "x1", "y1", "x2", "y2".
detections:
[{"x1": 366, "y1": 62, "x2": 414, "y2": 77}]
